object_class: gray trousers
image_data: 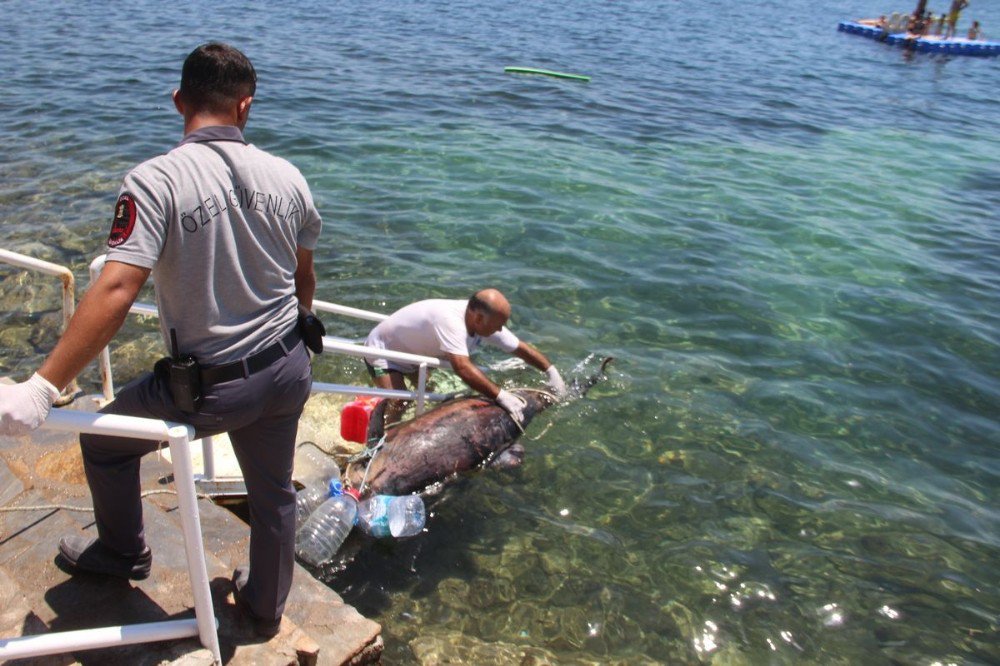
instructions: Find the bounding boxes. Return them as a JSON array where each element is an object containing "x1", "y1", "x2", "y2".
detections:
[{"x1": 80, "y1": 335, "x2": 312, "y2": 622}]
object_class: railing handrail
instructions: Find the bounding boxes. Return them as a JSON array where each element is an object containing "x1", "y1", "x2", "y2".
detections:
[
  {"x1": 11, "y1": 249, "x2": 454, "y2": 480},
  {"x1": 0, "y1": 249, "x2": 80, "y2": 401},
  {"x1": 312, "y1": 298, "x2": 387, "y2": 323},
  {"x1": 0, "y1": 409, "x2": 221, "y2": 664},
  {"x1": 87, "y1": 253, "x2": 446, "y2": 398}
]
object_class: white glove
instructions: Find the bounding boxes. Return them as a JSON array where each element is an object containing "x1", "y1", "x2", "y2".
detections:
[
  {"x1": 0, "y1": 373, "x2": 60, "y2": 436},
  {"x1": 495, "y1": 389, "x2": 527, "y2": 426},
  {"x1": 545, "y1": 365, "x2": 567, "y2": 399}
]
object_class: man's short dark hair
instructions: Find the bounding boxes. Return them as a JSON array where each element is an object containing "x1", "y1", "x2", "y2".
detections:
[{"x1": 179, "y1": 43, "x2": 257, "y2": 113}]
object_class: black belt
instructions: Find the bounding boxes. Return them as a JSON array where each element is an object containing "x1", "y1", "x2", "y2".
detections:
[{"x1": 200, "y1": 327, "x2": 301, "y2": 386}]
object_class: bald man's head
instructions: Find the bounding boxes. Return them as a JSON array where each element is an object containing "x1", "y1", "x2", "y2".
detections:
[{"x1": 466, "y1": 288, "x2": 511, "y2": 337}]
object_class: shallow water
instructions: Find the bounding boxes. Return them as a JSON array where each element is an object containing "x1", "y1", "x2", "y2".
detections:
[{"x1": 1, "y1": 0, "x2": 998, "y2": 663}]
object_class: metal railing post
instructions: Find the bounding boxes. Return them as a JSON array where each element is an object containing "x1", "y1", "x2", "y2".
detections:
[
  {"x1": 0, "y1": 249, "x2": 79, "y2": 401},
  {"x1": 199, "y1": 436, "x2": 216, "y2": 482},
  {"x1": 88, "y1": 255, "x2": 115, "y2": 402},
  {"x1": 416, "y1": 363, "x2": 428, "y2": 415},
  {"x1": 167, "y1": 425, "x2": 222, "y2": 661}
]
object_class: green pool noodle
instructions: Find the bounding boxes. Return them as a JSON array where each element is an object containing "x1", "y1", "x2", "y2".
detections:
[{"x1": 504, "y1": 66, "x2": 590, "y2": 82}]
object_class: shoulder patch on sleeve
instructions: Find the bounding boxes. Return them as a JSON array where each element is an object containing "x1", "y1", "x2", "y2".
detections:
[{"x1": 108, "y1": 193, "x2": 137, "y2": 248}]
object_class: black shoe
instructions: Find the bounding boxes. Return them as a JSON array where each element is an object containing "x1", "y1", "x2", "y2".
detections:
[
  {"x1": 231, "y1": 566, "x2": 282, "y2": 639},
  {"x1": 58, "y1": 536, "x2": 152, "y2": 580}
]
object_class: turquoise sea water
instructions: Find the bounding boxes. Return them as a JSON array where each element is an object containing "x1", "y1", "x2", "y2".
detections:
[{"x1": 2, "y1": 1, "x2": 998, "y2": 663}]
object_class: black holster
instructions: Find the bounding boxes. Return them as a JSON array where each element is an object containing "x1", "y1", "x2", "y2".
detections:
[{"x1": 155, "y1": 355, "x2": 203, "y2": 413}]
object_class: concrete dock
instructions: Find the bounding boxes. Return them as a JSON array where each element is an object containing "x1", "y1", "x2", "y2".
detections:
[{"x1": 0, "y1": 388, "x2": 382, "y2": 665}]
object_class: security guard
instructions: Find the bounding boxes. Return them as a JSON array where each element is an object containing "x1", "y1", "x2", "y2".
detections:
[{"x1": 0, "y1": 43, "x2": 321, "y2": 638}]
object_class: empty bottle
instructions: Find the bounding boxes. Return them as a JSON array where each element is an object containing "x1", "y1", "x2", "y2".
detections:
[
  {"x1": 294, "y1": 442, "x2": 341, "y2": 486},
  {"x1": 295, "y1": 493, "x2": 358, "y2": 567},
  {"x1": 295, "y1": 472, "x2": 344, "y2": 530},
  {"x1": 356, "y1": 494, "x2": 426, "y2": 538}
]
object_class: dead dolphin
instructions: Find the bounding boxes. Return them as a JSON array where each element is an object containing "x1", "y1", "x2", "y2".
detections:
[{"x1": 345, "y1": 357, "x2": 613, "y2": 497}]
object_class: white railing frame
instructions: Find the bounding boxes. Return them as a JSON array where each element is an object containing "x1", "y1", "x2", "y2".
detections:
[
  {"x1": 0, "y1": 409, "x2": 221, "y2": 664},
  {"x1": 0, "y1": 249, "x2": 80, "y2": 401},
  {"x1": 88, "y1": 255, "x2": 447, "y2": 408},
  {"x1": 85, "y1": 254, "x2": 450, "y2": 483}
]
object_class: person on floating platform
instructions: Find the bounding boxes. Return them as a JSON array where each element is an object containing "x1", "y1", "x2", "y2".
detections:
[
  {"x1": 935, "y1": 13, "x2": 947, "y2": 35},
  {"x1": 945, "y1": 0, "x2": 969, "y2": 38},
  {"x1": 363, "y1": 288, "x2": 567, "y2": 426},
  {"x1": 0, "y1": 43, "x2": 322, "y2": 639},
  {"x1": 967, "y1": 20, "x2": 983, "y2": 40},
  {"x1": 924, "y1": 11, "x2": 938, "y2": 35},
  {"x1": 923, "y1": 13, "x2": 937, "y2": 35},
  {"x1": 908, "y1": 10, "x2": 933, "y2": 35},
  {"x1": 857, "y1": 15, "x2": 887, "y2": 28}
]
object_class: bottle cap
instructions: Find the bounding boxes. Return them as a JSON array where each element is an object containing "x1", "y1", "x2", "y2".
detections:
[
  {"x1": 328, "y1": 479, "x2": 344, "y2": 496},
  {"x1": 343, "y1": 487, "x2": 361, "y2": 500}
]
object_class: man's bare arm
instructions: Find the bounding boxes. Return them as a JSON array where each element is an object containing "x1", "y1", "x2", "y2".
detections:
[
  {"x1": 38, "y1": 261, "x2": 150, "y2": 391},
  {"x1": 446, "y1": 353, "x2": 500, "y2": 398},
  {"x1": 293, "y1": 246, "x2": 316, "y2": 310},
  {"x1": 512, "y1": 341, "x2": 551, "y2": 372}
]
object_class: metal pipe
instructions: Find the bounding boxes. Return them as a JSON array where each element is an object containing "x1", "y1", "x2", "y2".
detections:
[
  {"x1": 167, "y1": 425, "x2": 222, "y2": 662},
  {"x1": 0, "y1": 249, "x2": 74, "y2": 281},
  {"x1": 311, "y1": 298, "x2": 388, "y2": 323},
  {"x1": 89, "y1": 255, "x2": 115, "y2": 402},
  {"x1": 416, "y1": 363, "x2": 428, "y2": 415},
  {"x1": 311, "y1": 381, "x2": 450, "y2": 402},
  {"x1": 0, "y1": 249, "x2": 79, "y2": 401},
  {"x1": 0, "y1": 619, "x2": 201, "y2": 660},
  {"x1": 321, "y1": 338, "x2": 442, "y2": 367},
  {"x1": 41, "y1": 408, "x2": 177, "y2": 440},
  {"x1": 199, "y1": 436, "x2": 216, "y2": 481}
]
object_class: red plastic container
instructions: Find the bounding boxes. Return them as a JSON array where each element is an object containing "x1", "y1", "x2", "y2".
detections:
[{"x1": 340, "y1": 396, "x2": 383, "y2": 444}]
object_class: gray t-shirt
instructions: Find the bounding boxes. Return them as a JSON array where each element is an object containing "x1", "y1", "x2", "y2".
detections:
[{"x1": 105, "y1": 126, "x2": 322, "y2": 364}]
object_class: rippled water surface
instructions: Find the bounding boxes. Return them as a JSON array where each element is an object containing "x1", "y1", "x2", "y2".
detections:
[{"x1": 2, "y1": 1, "x2": 998, "y2": 663}]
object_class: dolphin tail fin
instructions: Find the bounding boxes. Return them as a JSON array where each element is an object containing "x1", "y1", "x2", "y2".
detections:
[{"x1": 568, "y1": 356, "x2": 614, "y2": 398}]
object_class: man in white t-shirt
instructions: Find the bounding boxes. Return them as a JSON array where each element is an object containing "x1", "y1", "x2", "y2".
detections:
[{"x1": 365, "y1": 288, "x2": 566, "y2": 424}]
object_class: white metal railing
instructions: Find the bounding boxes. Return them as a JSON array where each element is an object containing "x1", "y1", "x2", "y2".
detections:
[
  {"x1": 84, "y1": 253, "x2": 451, "y2": 484},
  {"x1": 0, "y1": 409, "x2": 221, "y2": 664},
  {"x1": 7, "y1": 251, "x2": 454, "y2": 481},
  {"x1": 88, "y1": 254, "x2": 447, "y2": 412},
  {"x1": 0, "y1": 249, "x2": 80, "y2": 402}
]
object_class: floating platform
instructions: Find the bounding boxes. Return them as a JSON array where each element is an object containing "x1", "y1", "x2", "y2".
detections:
[{"x1": 838, "y1": 21, "x2": 1000, "y2": 56}]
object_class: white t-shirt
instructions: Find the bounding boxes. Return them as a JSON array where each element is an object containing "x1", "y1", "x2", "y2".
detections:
[{"x1": 366, "y1": 299, "x2": 520, "y2": 372}]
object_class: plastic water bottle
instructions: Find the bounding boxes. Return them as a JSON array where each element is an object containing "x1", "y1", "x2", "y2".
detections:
[
  {"x1": 294, "y1": 443, "x2": 341, "y2": 486},
  {"x1": 388, "y1": 495, "x2": 426, "y2": 537},
  {"x1": 295, "y1": 473, "x2": 344, "y2": 530},
  {"x1": 357, "y1": 494, "x2": 426, "y2": 538},
  {"x1": 295, "y1": 493, "x2": 358, "y2": 567}
]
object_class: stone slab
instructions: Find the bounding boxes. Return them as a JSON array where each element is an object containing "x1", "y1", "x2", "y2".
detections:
[{"x1": 0, "y1": 390, "x2": 383, "y2": 665}]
